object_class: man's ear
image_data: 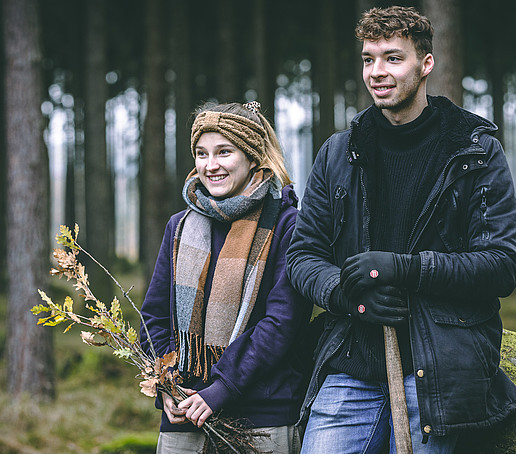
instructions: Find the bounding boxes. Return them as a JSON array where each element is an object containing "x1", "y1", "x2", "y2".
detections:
[{"x1": 421, "y1": 53, "x2": 434, "y2": 77}]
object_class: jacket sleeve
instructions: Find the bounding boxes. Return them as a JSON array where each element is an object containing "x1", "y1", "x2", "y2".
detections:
[
  {"x1": 198, "y1": 211, "x2": 312, "y2": 412},
  {"x1": 286, "y1": 139, "x2": 341, "y2": 311},
  {"x1": 418, "y1": 135, "x2": 516, "y2": 299},
  {"x1": 140, "y1": 217, "x2": 176, "y2": 359}
]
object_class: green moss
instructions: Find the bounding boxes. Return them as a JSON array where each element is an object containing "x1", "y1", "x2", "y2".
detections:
[{"x1": 501, "y1": 329, "x2": 516, "y2": 383}]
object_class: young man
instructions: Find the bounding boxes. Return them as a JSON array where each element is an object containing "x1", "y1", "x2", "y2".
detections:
[{"x1": 286, "y1": 6, "x2": 516, "y2": 453}]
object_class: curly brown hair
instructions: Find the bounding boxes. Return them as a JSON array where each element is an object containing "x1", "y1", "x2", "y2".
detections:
[{"x1": 355, "y1": 6, "x2": 433, "y2": 59}]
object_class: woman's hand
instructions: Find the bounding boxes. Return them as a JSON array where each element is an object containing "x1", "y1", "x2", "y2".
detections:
[
  {"x1": 178, "y1": 389, "x2": 213, "y2": 428},
  {"x1": 162, "y1": 391, "x2": 188, "y2": 425}
]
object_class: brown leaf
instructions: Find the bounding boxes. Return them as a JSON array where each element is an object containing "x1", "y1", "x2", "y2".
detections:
[{"x1": 139, "y1": 377, "x2": 158, "y2": 397}]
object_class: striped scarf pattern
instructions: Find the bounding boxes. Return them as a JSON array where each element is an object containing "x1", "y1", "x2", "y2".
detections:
[{"x1": 173, "y1": 169, "x2": 281, "y2": 380}]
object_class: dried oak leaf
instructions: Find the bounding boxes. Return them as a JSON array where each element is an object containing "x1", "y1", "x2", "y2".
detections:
[{"x1": 140, "y1": 377, "x2": 159, "y2": 397}]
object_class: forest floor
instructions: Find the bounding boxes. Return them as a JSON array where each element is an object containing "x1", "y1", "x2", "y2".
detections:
[
  {"x1": 0, "y1": 263, "x2": 161, "y2": 454},
  {"x1": 1, "y1": 268, "x2": 516, "y2": 453}
]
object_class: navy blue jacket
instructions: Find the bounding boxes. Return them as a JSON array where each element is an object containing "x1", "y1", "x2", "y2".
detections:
[
  {"x1": 286, "y1": 96, "x2": 516, "y2": 436},
  {"x1": 141, "y1": 184, "x2": 311, "y2": 432}
]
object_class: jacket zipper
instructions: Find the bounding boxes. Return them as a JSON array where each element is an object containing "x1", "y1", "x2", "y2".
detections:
[
  {"x1": 359, "y1": 167, "x2": 372, "y2": 252},
  {"x1": 407, "y1": 149, "x2": 485, "y2": 253},
  {"x1": 303, "y1": 331, "x2": 349, "y2": 418}
]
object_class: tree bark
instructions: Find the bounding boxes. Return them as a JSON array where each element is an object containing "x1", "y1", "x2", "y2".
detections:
[
  {"x1": 141, "y1": 0, "x2": 169, "y2": 283},
  {"x1": 253, "y1": 0, "x2": 276, "y2": 120},
  {"x1": 4, "y1": 0, "x2": 54, "y2": 398},
  {"x1": 313, "y1": 0, "x2": 336, "y2": 157},
  {"x1": 171, "y1": 2, "x2": 194, "y2": 209},
  {"x1": 216, "y1": 0, "x2": 238, "y2": 102},
  {"x1": 422, "y1": 0, "x2": 464, "y2": 106},
  {"x1": 83, "y1": 0, "x2": 113, "y2": 302},
  {"x1": 355, "y1": 0, "x2": 376, "y2": 111}
]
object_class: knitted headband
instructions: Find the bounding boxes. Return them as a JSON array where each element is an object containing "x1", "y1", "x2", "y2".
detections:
[{"x1": 190, "y1": 110, "x2": 266, "y2": 163}]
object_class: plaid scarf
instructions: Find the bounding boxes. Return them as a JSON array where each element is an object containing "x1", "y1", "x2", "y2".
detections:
[{"x1": 173, "y1": 169, "x2": 282, "y2": 381}]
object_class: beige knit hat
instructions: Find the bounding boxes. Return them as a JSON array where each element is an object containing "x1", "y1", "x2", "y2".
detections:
[{"x1": 190, "y1": 110, "x2": 266, "y2": 163}]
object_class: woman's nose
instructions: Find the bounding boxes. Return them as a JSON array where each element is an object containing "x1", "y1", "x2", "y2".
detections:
[{"x1": 206, "y1": 155, "x2": 219, "y2": 170}]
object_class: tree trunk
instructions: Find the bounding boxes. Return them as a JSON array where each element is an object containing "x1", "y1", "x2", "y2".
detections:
[
  {"x1": 422, "y1": 0, "x2": 464, "y2": 106},
  {"x1": 141, "y1": 0, "x2": 169, "y2": 283},
  {"x1": 355, "y1": 0, "x2": 376, "y2": 111},
  {"x1": 216, "y1": 0, "x2": 238, "y2": 102},
  {"x1": 253, "y1": 0, "x2": 276, "y2": 120},
  {"x1": 3, "y1": 0, "x2": 54, "y2": 398},
  {"x1": 313, "y1": 0, "x2": 336, "y2": 158},
  {"x1": 171, "y1": 2, "x2": 194, "y2": 209},
  {"x1": 83, "y1": 0, "x2": 113, "y2": 302}
]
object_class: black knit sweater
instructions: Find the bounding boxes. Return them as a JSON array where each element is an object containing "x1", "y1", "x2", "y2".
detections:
[{"x1": 329, "y1": 102, "x2": 443, "y2": 381}]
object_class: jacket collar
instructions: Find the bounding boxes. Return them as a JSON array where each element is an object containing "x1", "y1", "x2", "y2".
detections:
[{"x1": 346, "y1": 96, "x2": 497, "y2": 166}]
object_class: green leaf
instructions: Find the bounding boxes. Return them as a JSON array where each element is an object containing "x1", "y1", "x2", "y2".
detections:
[
  {"x1": 113, "y1": 348, "x2": 133, "y2": 359},
  {"x1": 63, "y1": 296, "x2": 74, "y2": 313},
  {"x1": 31, "y1": 304, "x2": 52, "y2": 315},
  {"x1": 127, "y1": 327, "x2": 138, "y2": 344}
]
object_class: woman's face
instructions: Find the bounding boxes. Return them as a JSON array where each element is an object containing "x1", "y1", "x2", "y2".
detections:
[{"x1": 195, "y1": 132, "x2": 257, "y2": 199}]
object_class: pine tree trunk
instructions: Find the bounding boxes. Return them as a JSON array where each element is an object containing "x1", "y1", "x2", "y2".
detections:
[
  {"x1": 422, "y1": 0, "x2": 464, "y2": 106},
  {"x1": 4, "y1": 0, "x2": 54, "y2": 398},
  {"x1": 253, "y1": 0, "x2": 276, "y2": 120},
  {"x1": 216, "y1": 0, "x2": 238, "y2": 102},
  {"x1": 171, "y1": 2, "x2": 194, "y2": 209},
  {"x1": 83, "y1": 0, "x2": 113, "y2": 302},
  {"x1": 141, "y1": 0, "x2": 169, "y2": 282},
  {"x1": 313, "y1": 0, "x2": 336, "y2": 158},
  {"x1": 355, "y1": 0, "x2": 376, "y2": 111}
]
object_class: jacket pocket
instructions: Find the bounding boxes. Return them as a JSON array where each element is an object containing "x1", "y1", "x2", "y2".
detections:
[
  {"x1": 427, "y1": 297, "x2": 501, "y2": 377},
  {"x1": 435, "y1": 188, "x2": 466, "y2": 252}
]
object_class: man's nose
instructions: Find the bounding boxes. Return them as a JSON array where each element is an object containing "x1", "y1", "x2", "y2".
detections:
[{"x1": 371, "y1": 60, "x2": 387, "y2": 78}]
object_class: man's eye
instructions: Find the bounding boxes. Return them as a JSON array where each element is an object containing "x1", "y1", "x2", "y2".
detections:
[
  {"x1": 388, "y1": 56, "x2": 400, "y2": 62},
  {"x1": 363, "y1": 57, "x2": 373, "y2": 64}
]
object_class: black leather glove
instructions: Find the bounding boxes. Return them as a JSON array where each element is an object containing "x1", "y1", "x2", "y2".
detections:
[
  {"x1": 329, "y1": 284, "x2": 408, "y2": 326},
  {"x1": 341, "y1": 251, "x2": 419, "y2": 299},
  {"x1": 351, "y1": 285, "x2": 408, "y2": 326}
]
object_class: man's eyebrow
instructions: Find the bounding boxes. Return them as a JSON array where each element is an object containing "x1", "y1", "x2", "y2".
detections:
[{"x1": 362, "y1": 48, "x2": 405, "y2": 56}]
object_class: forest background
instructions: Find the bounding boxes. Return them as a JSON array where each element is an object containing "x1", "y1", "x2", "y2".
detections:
[{"x1": 2, "y1": 0, "x2": 516, "y2": 452}]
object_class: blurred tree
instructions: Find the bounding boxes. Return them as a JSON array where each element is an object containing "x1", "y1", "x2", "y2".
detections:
[
  {"x1": 83, "y1": 0, "x2": 113, "y2": 302},
  {"x1": 0, "y1": 15, "x2": 5, "y2": 291},
  {"x1": 355, "y1": 0, "x2": 376, "y2": 111},
  {"x1": 253, "y1": 0, "x2": 276, "y2": 119},
  {"x1": 216, "y1": 0, "x2": 239, "y2": 101},
  {"x1": 170, "y1": 1, "x2": 194, "y2": 212},
  {"x1": 140, "y1": 0, "x2": 169, "y2": 283},
  {"x1": 3, "y1": 0, "x2": 55, "y2": 397},
  {"x1": 313, "y1": 0, "x2": 337, "y2": 156},
  {"x1": 423, "y1": 0, "x2": 464, "y2": 106}
]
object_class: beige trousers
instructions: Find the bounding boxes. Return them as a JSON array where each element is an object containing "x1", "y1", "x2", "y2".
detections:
[{"x1": 157, "y1": 425, "x2": 301, "y2": 454}]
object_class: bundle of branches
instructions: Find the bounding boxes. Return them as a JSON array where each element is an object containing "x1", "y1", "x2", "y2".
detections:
[{"x1": 32, "y1": 225, "x2": 269, "y2": 454}]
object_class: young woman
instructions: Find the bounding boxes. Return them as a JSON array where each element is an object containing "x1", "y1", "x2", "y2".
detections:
[{"x1": 140, "y1": 101, "x2": 311, "y2": 454}]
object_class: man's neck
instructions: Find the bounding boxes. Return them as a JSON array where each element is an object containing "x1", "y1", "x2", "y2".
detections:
[{"x1": 381, "y1": 93, "x2": 429, "y2": 125}]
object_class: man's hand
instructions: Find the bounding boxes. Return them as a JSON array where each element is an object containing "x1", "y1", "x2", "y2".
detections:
[
  {"x1": 178, "y1": 389, "x2": 213, "y2": 428},
  {"x1": 341, "y1": 251, "x2": 415, "y2": 298},
  {"x1": 351, "y1": 285, "x2": 408, "y2": 326}
]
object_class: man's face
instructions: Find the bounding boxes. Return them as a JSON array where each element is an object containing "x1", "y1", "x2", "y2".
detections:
[{"x1": 361, "y1": 35, "x2": 433, "y2": 124}]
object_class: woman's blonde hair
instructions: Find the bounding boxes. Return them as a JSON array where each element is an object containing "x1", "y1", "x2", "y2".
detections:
[{"x1": 192, "y1": 102, "x2": 292, "y2": 187}]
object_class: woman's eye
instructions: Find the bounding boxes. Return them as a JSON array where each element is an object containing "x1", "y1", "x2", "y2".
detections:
[{"x1": 195, "y1": 150, "x2": 206, "y2": 158}]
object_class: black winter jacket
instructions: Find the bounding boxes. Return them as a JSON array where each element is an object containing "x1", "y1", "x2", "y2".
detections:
[{"x1": 286, "y1": 96, "x2": 516, "y2": 437}]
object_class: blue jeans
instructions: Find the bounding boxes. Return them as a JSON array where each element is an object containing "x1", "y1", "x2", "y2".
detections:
[{"x1": 301, "y1": 373, "x2": 458, "y2": 454}]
